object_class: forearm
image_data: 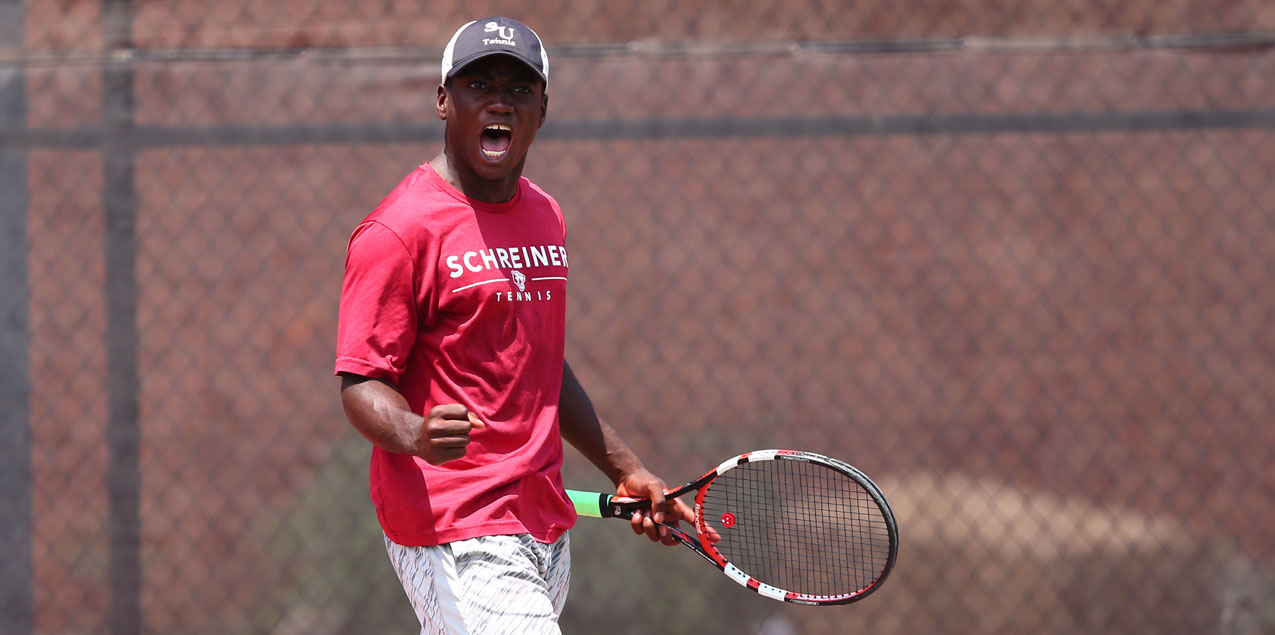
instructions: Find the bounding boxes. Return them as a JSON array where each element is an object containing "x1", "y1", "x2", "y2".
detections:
[
  {"x1": 559, "y1": 361, "x2": 692, "y2": 543},
  {"x1": 558, "y1": 361, "x2": 646, "y2": 485},
  {"x1": 339, "y1": 374, "x2": 424, "y2": 455}
]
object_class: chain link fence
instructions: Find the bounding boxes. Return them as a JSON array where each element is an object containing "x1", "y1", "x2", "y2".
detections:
[{"x1": 3, "y1": 1, "x2": 1274, "y2": 633}]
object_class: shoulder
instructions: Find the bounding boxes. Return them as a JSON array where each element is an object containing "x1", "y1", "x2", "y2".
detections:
[
  {"x1": 355, "y1": 165, "x2": 474, "y2": 252},
  {"x1": 522, "y1": 178, "x2": 558, "y2": 207},
  {"x1": 343, "y1": 168, "x2": 443, "y2": 263},
  {"x1": 521, "y1": 178, "x2": 565, "y2": 223},
  {"x1": 365, "y1": 167, "x2": 450, "y2": 227}
]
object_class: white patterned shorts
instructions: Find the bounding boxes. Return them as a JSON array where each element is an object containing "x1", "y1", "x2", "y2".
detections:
[{"x1": 383, "y1": 532, "x2": 571, "y2": 635}]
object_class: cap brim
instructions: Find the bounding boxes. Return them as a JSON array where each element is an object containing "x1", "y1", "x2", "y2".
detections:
[{"x1": 446, "y1": 51, "x2": 548, "y2": 84}]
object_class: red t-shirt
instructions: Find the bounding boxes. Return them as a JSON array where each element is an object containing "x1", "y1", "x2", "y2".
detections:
[{"x1": 335, "y1": 163, "x2": 575, "y2": 546}]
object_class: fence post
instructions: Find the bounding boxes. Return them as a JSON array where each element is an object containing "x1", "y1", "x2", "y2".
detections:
[
  {"x1": 0, "y1": 1, "x2": 33, "y2": 632},
  {"x1": 102, "y1": 1, "x2": 141, "y2": 633}
]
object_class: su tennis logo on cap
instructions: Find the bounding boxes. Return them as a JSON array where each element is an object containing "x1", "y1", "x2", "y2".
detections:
[
  {"x1": 441, "y1": 17, "x2": 549, "y2": 85},
  {"x1": 483, "y1": 23, "x2": 517, "y2": 45}
]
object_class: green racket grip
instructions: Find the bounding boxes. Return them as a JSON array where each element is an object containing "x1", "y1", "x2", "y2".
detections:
[{"x1": 566, "y1": 489, "x2": 611, "y2": 518}]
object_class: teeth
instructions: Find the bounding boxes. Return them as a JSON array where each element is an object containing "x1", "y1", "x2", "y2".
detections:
[{"x1": 482, "y1": 124, "x2": 512, "y2": 158}]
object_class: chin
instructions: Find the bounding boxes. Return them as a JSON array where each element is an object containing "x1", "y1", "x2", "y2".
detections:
[{"x1": 474, "y1": 154, "x2": 524, "y2": 180}]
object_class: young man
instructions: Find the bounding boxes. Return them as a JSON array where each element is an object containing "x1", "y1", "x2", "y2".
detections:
[{"x1": 335, "y1": 17, "x2": 691, "y2": 634}]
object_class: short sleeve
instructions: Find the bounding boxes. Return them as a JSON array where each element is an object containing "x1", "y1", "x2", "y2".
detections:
[{"x1": 334, "y1": 221, "x2": 419, "y2": 382}]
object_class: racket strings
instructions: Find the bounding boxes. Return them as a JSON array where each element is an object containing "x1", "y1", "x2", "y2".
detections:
[{"x1": 700, "y1": 458, "x2": 892, "y2": 597}]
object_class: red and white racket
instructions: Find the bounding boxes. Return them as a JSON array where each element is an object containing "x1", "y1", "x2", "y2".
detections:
[{"x1": 567, "y1": 449, "x2": 898, "y2": 606}]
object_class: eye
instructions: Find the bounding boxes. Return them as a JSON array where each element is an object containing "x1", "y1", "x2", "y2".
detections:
[{"x1": 467, "y1": 80, "x2": 487, "y2": 90}]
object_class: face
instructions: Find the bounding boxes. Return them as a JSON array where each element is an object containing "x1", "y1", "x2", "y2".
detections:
[{"x1": 438, "y1": 55, "x2": 548, "y2": 187}]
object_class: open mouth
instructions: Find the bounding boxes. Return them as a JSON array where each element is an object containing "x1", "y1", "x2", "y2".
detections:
[{"x1": 480, "y1": 124, "x2": 512, "y2": 160}]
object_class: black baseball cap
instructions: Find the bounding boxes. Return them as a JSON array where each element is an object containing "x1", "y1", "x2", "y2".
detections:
[{"x1": 441, "y1": 18, "x2": 549, "y2": 85}]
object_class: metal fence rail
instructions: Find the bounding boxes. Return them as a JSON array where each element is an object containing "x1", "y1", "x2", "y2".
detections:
[{"x1": 3, "y1": 2, "x2": 1274, "y2": 634}]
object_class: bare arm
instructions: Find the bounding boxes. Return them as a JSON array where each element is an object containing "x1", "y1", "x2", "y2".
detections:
[
  {"x1": 558, "y1": 360, "x2": 646, "y2": 484},
  {"x1": 558, "y1": 360, "x2": 692, "y2": 543},
  {"x1": 339, "y1": 373, "x2": 484, "y2": 465}
]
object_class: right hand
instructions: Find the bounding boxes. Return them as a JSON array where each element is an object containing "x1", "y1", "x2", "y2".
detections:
[{"x1": 413, "y1": 404, "x2": 486, "y2": 465}]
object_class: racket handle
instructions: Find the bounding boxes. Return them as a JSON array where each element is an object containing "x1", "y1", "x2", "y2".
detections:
[{"x1": 566, "y1": 489, "x2": 612, "y2": 518}]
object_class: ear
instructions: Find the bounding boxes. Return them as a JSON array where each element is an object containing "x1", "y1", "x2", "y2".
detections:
[
  {"x1": 436, "y1": 83, "x2": 448, "y2": 121},
  {"x1": 537, "y1": 92, "x2": 548, "y2": 129}
]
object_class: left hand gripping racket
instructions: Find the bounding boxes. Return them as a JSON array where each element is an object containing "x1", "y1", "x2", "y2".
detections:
[{"x1": 567, "y1": 449, "x2": 898, "y2": 606}]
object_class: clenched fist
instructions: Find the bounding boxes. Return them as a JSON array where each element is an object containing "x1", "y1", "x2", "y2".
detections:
[{"x1": 412, "y1": 404, "x2": 486, "y2": 465}]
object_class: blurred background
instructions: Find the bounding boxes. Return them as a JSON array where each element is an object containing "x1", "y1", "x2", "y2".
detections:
[{"x1": 2, "y1": 1, "x2": 1274, "y2": 633}]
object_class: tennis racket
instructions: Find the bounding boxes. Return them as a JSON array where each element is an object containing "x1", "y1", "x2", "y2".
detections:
[{"x1": 567, "y1": 449, "x2": 897, "y2": 606}]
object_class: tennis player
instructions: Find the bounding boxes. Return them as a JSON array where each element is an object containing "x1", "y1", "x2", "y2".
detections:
[{"x1": 335, "y1": 17, "x2": 691, "y2": 634}]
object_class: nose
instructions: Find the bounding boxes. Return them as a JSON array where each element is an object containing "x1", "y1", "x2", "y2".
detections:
[
  {"x1": 487, "y1": 85, "x2": 522, "y2": 109},
  {"x1": 486, "y1": 96, "x2": 514, "y2": 113}
]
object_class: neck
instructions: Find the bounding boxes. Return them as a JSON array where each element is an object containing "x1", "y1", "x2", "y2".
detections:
[{"x1": 428, "y1": 151, "x2": 523, "y2": 204}]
